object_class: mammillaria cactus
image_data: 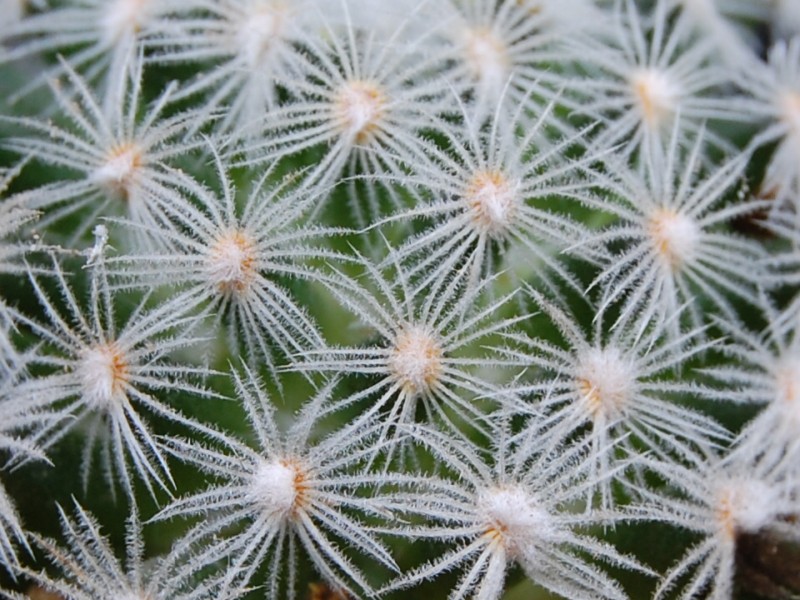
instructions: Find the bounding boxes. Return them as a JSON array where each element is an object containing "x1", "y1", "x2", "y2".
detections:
[{"x1": 0, "y1": 1, "x2": 799, "y2": 599}]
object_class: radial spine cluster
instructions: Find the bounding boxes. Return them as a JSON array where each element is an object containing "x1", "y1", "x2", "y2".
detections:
[{"x1": 0, "y1": 1, "x2": 799, "y2": 600}]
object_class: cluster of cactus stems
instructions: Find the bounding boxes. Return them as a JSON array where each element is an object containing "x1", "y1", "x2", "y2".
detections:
[{"x1": 1, "y1": 0, "x2": 800, "y2": 598}]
